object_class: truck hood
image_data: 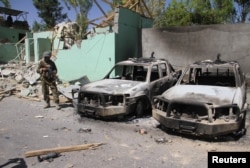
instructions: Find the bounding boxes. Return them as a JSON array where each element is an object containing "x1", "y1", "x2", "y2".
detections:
[
  {"x1": 162, "y1": 85, "x2": 236, "y2": 105},
  {"x1": 80, "y1": 79, "x2": 144, "y2": 94}
]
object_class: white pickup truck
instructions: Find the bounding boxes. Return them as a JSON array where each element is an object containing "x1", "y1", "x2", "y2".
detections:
[
  {"x1": 153, "y1": 57, "x2": 248, "y2": 139},
  {"x1": 72, "y1": 56, "x2": 181, "y2": 119}
]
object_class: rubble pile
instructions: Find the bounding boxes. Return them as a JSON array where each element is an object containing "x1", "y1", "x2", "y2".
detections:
[
  {"x1": 0, "y1": 62, "x2": 79, "y2": 103},
  {"x1": 0, "y1": 63, "x2": 41, "y2": 101}
]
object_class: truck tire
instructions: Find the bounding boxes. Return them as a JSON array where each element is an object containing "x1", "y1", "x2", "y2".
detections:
[{"x1": 136, "y1": 100, "x2": 144, "y2": 118}]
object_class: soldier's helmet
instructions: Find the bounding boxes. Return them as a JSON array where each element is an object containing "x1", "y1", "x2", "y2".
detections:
[{"x1": 43, "y1": 51, "x2": 51, "y2": 58}]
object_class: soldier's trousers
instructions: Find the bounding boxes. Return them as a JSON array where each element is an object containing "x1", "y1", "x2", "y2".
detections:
[{"x1": 41, "y1": 80, "x2": 59, "y2": 104}]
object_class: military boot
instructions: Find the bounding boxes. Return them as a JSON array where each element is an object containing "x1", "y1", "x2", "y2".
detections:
[
  {"x1": 44, "y1": 102, "x2": 50, "y2": 109},
  {"x1": 55, "y1": 103, "x2": 61, "y2": 110}
]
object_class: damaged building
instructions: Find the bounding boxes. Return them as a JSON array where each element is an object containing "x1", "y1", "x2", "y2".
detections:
[
  {"x1": 0, "y1": 1, "x2": 154, "y2": 101},
  {"x1": 1, "y1": 1, "x2": 250, "y2": 104}
]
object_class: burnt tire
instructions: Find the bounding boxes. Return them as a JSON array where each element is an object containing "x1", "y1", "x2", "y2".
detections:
[
  {"x1": 231, "y1": 113, "x2": 247, "y2": 139},
  {"x1": 239, "y1": 112, "x2": 247, "y2": 134},
  {"x1": 136, "y1": 100, "x2": 144, "y2": 118}
]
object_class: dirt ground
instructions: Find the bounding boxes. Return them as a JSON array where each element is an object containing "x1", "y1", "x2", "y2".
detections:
[{"x1": 0, "y1": 92, "x2": 250, "y2": 168}]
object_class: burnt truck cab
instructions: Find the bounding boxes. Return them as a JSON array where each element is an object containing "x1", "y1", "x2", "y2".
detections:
[
  {"x1": 72, "y1": 57, "x2": 180, "y2": 119},
  {"x1": 153, "y1": 57, "x2": 248, "y2": 138}
]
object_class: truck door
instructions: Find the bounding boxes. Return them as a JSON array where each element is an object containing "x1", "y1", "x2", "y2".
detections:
[
  {"x1": 149, "y1": 64, "x2": 170, "y2": 99},
  {"x1": 159, "y1": 63, "x2": 174, "y2": 91}
]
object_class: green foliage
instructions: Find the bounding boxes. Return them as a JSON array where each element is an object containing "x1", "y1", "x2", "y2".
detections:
[
  {"x1": 31, "y1": 20, "x2": 46, "y2": 32},
  {"x1": 156, "y1": 0, "x2": 234, "y2": 27},
  {"x1": 112, "y1": 0, "x2": 127, "y2": 6},
  {"x1": 143, "y1": 0, "x2": 166, "y2": 19},
  {"x1": 63, "y1": 0, "x2": 92, "y2": 15},
  {"x1": 191, "y1": 0, "x2": 234, "y2": 24},
  {"x1": 156, "y1": 0, "x2": 191, "y2": 27},
  {"x1": 76, "y1": 13, "x2": 88, "y2": 38},
  {"x1": 32, "y1": 0, "x2": 67, "y2": 30},
  {"x1": 62, "y1": 0, "x2": 93, "y2": 38},
  {"x1": 0, "y1": 0, "x2": 10, "y2": 8}
]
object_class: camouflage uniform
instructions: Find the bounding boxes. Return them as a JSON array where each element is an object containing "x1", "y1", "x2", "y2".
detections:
[{"x1": 37, "y1": 51, "x2": 60, "y2": 109}]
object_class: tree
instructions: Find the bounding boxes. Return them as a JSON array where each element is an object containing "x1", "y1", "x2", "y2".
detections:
[
  {"x1": 156, "y1": 0, "x2": 234, "y2": 27},
  {"x1": 111, "y1": 0, "x2": 165, "y2": 17},
  {"x1": 211, "y1": 0, "x2": 235, "y2": 23},
  {"x1": 32, "y1": 0, "x2": 67, "y2": 30},
  {"x1": 135, "y1": 0, "x2": 165, "y2": 25},
  {"x1": 189, "y1": 0, "x2": 234, "y2": 24},
  {"x1": 111, "y1": 0, "x2": 127, "y2": 6},
  {"x1": 62, "y1": 0, "x2": 93, "y2": 38},
  {"x1": 156, "y1": 0, "x2": 191, "y2": 26},
  {"x1": 234, "y1": 0, "x2": 250, "y2": 22},
  {"x1": 0, "y1": 0, "x2": 10, "y2": 8},
  {"x1": 31, "y1": 20, "x2": 46, "y2": 32}
]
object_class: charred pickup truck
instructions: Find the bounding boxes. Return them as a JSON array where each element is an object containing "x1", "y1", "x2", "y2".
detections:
[
  {"x1": 72, "y1": 56, "x2": 181, "y2": 119},
  {"x1": 153, "y1": 57, "x2": 248, "y2": 138}
]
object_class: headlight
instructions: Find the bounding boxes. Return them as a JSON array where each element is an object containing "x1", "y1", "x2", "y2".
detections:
[
  {"x1": 214, "y1": 105, "x2": 240, "y2": 121},
  {"x1": 103, "y1": 94, "x2": 125, "y2": 106}
]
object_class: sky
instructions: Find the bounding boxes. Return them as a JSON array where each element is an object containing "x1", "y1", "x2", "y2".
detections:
[
  {"x1": 7, "y1": 0, "x2": 111, "y2": 28},
  {"x1": 2, "y1": 0, "x2": 248, "y2": 27},
  {"x1": 2, "y1": 0, "x2": 173, "y2": 29}
]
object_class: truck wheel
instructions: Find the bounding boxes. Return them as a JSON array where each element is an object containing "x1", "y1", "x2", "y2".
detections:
[
  {"x1": 232, "y1": 113, "x2": 246, "y2": 139},
  {"x1": 239, "y1": 114, "x2": 247, "y2": 135},
  {"x1": 136, "y1": 100, "x2": 144, "y2": 118}
]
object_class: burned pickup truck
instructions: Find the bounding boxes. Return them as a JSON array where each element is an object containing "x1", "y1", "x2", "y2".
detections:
[
  {"x1": 153, "y1": 57, "x2": 248, "y2": 138},
  {"x1": 72, "y1": 56, "x2": 180, "y2": 119}
]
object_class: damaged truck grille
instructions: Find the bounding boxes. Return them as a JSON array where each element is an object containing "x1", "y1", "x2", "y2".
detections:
[
  {"x1": 79, "y1": 92, "x2": 125, "y2": 107},
  {"x1": 154, "y1": 98, "x2": 239, "y2": 122}
]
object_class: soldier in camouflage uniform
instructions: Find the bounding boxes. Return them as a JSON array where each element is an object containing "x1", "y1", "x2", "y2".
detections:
[{"x1": 37, "y1": 51, "x2": 60, "y2": 110}]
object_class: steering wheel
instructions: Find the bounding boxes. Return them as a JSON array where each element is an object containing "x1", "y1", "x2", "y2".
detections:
[
  {"x1": 125, "y1": 73, "x2": 133, "y2": 80},
  {"x1": 135, "y1": 76, "x2": 145, "y2": 81}
]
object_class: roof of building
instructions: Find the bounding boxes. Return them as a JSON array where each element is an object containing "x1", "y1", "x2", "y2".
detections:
[{"x1": 0, "y1": 7, "x2": 28, "y2": 16}]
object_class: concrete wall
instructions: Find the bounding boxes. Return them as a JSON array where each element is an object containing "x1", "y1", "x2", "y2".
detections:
[
  {"x1": 1, "y1": 7, "x2": 153, "y2": 82},
  {"x1": 32, "y1": 31, "x2": 52, "y2": 62},
  {"x1": 0, "y1": 44, "x2": 18, "y2": 63},
  {"x1": 0, "y1": 26, "x2": 27, "y2": 43},
  {"x1": 56, "y1": 32, "x2": 115, "y2": 82},
  {"x1": 115, "y1": 7, "x2": 153, "y2": 62},
  {"x1": 142, "y1": 24, "x2": 250, "y2": 77},
  {"x1": 53, "y1": 7, "x2": 153, "y2": 82},
  {"x1": 0, "y1": 27, "x2": 29, "y2": 63}
]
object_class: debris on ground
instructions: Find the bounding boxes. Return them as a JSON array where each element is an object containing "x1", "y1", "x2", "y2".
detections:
[
  {"x1": 134, "y1": 127, "x2": 148, "y2": 135},
  {"x1": 0, "y1": 62, "x2": 85, "y2": 102},
  {"x1": 35, "y1": 115, "x2": 44, "y2": 119},
  {"x1": 0, "y1": 63, "x2": 41, "y2": 101},
  {"x1": 58, "y1": 82, "x2": 81, "y2": 100},
  {"x1": 24, "y1": 143, "x2": 105, "y2": 158},
  {"x1": 154, "y1": 137, "x2": 173, "y2": 144},
  {"x1": 78, "y1": 128, "x2": 92, "y2": 133},
  {"x1": 139, "y1": 128, "x2": 147, "y2": 135},
  {"x1": 55, "y1": 127, "x2": 72, "y2": 132},
  {"x1": 37, "y1": 152, "x2": 61, "y2": 162}
]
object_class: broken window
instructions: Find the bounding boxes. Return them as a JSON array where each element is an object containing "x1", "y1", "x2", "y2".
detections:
[
  {"x1": 107, "y1": 65, "x2": 124, "y2": 79},
  {"x1": 106, "y1": 65, "x2": 148, "y2": 81},
  {"x1": 159, "y1": 63, "x2": 168, "y2": 77},
  {"x1": 150, "y1": 65, "x2": 160, "y2": 81},
  {"x1": 181, "y1": 66, "x2": 236, "y2": 87}
]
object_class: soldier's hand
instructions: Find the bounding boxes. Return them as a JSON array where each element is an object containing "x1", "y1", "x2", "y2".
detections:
[
  {"x1": 40, "y1": 68, "x2": 47, "y2": 73},
  {"x1": 52, "y1": 72, "x2": 57, "y2": 78}
]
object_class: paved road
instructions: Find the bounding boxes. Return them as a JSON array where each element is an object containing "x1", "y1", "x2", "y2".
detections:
[{"x1": 0, "y1": 94, "x2": 250, "y2": 168}]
